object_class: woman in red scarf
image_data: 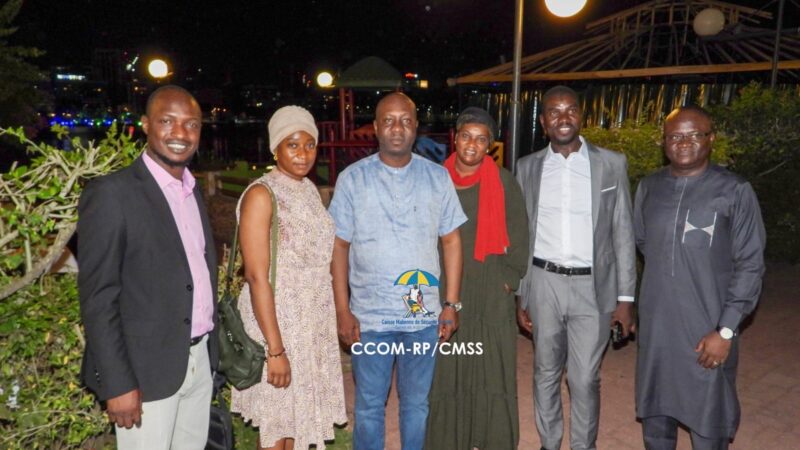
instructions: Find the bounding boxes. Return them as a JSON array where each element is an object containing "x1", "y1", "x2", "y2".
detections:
[{"x1": 426, "y1": 107, "x2": 530, "y2": 450}]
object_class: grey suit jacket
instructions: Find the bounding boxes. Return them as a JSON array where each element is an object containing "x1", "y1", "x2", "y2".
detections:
[
  {"x1": 77, "y1": 156, "x2": 219, "y2": 402},
  {"x1": 515, "y1": 139, "x2": 636, "y2": 314}
]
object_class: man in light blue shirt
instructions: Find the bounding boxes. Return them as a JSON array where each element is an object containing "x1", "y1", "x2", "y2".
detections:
[{"x1": 330, "y1": 92, "x2": 466, "y2": 450}]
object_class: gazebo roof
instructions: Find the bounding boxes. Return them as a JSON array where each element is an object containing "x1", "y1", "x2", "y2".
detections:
[
  {"x1": 454, "y1": 0, "x2": 800, "y2": 84},
  {"x1": 338, "y1": 56, "x2": 402, "y2": 89}
]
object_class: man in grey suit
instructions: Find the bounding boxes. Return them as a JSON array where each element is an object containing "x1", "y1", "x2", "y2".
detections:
[
  {"x1": 78, "y1": 85, "x2": 218, "y2": 448},
  {"x1": 515, "y1": 85, "x2": 636, "y2": 450}
]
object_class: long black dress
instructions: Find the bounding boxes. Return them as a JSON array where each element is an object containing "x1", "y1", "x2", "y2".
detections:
[{"x1": 425, "y1": 168, "x2": 529, "y2": 450}]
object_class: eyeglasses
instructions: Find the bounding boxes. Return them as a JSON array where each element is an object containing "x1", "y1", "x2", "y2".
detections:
[{"x1": 664, "y1": 131, "x2": 712, "y2": 143}]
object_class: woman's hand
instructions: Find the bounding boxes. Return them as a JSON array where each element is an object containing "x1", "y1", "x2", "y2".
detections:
[{"x1": 266, "y1": 352, "x2": 291, "y2": 388}]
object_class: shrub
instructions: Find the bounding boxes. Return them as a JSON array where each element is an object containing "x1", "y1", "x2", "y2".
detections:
[
  {"x1": 713, "y1": 83, "x2": 800, "y2": 262},
  {"x1": 581, "y1": 119, "x2": 734, "y2": 190},
  {"x1": 0, "y1": 124, "x2": 142, "y2": 448},
  {"x1": 0, "y1": 274, "x2": 110, "y2": 449}
]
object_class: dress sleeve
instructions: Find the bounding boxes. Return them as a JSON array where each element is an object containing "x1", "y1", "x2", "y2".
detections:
[
  {"x1": 500, "y1": 171, "x2": 530, "y2": 291},
  {"x1": 719, "y1": 182, "x2": 766, "y2": 330}
]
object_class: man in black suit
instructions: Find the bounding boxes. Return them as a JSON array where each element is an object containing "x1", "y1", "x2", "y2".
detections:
[{"x1": 78, "y1": 85, "x2": 218, "y2": 448}]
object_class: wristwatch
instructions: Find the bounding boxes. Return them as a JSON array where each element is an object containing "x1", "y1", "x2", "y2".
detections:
[
  {"x1": 443, "y1": 301, "x2": 462, "y2": 312},
  {"x1": 717, "y1": 326, "x2": 734, "y2": 340}
]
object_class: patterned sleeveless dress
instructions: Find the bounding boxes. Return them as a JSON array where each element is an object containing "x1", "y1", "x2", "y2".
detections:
[{"x1": 231, "y1": 169, "x2": 346, "y2": 448}]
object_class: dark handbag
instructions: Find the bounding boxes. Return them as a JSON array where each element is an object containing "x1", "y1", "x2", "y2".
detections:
[
  {"x1": 217, "y1": 183, "x2": 278, "y2": 390},
  {"x1": 206, "y1": 373, "x2": 233, "y2": 450}
]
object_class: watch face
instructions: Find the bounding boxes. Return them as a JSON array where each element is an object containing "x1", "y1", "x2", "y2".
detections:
[{"x1": 719, "y1": 327, "x2": 734, "y2": 339}]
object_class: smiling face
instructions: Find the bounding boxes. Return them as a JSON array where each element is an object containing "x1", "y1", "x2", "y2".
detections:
[
  {"x1": 373, "y1": 93, "x2": 418, "y2": 164},
  {"x1": 539, "y1": 92, "x2": 583, "y2": 154},
  {"x1": 663, "y1": 109, "x2": 714, "y2": 177},
  {"x1": 141, "y1": 89, "x2": 202, "y2": 178},
  {"x1": 454, "y1": 123, "x2": 491, "y2": 175},
  {"x1": 274, "y1": 130, "x2": 317, "y2": 180}
]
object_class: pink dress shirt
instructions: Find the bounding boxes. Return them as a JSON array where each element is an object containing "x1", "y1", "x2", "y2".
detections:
[{"x1": 143, "y1": 152, "x2": 214, "y2": 338}]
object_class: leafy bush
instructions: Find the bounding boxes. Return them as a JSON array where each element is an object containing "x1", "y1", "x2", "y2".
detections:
[
  {"x1": 581, "y1": 119, "x2": 735, "y2": 190},
  {"x1": 0, "y1": 125, "x2": 142, "y2": 448},
  {"x1": 0, "y1": 274, "x2": 110, "y2": 449},
  {"x1": 713, "y1": 84, "x2": 800, "y2": 262},
  {"x1": 0, "y1": 124, "x2": 139, "y2": 298},
  {"x1": 583, "y1": 82, "x2": 799, "y2": 262}
]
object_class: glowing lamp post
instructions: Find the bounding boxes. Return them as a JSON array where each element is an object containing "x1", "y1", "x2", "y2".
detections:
[
  {"x1": 316, "y1": 71, "x2": 334, "y2": 88},
  {"x1": 148, "y1": 59, "x2": 169, "y2": 79},
  {"x1": 508, "y1": 0, "x2": 587, "y2": 173}
]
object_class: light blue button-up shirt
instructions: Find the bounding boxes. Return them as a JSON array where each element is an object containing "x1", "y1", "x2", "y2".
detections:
[{"x1": 329, "y1": 153, "x2": 467, "y2": 332}]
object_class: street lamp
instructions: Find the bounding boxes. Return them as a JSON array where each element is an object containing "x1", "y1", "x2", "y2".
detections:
[
  {"x1": 509, "y1": 0, "x2": 587, "y2": 173},
  {"x1": 316, "y1": 71, "x2": 334, "y2": 88},
  {"x1": 148, "y1": 59, "x2": 169, "y2": 79}
]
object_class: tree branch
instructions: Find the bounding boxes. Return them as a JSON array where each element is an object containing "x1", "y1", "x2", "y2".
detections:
[{"x1": 0, "y1": 223, "x2": 75, "y2": 300}]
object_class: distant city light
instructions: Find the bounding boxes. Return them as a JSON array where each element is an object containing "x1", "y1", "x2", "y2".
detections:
[
  {"x1": 148, "y1": 59, "x2": 169, "y2": 79},
  {"x1": 316, "y1": 71, "x2": 334, "y2": 88},
  {"x1": 55, "y1": 74, "x2": 86, "y2": 81},
  {"x1": 419, "y1": 80, "x2": 429, "y2": 89},
  {"x1": 544, "y1": 0, "x2": 586, "y2": 18}
]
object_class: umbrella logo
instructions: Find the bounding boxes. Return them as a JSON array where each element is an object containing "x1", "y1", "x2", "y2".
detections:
[{"x1": 394, "y1": 269, "x2": 439, "y2": 318}]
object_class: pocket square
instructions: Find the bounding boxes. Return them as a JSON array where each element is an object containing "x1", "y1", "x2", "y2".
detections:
[{"x1": 600, "y1": 185, "x2": 617, "y2": 193}]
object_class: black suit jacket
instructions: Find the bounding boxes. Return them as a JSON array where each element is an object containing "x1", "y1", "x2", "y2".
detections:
[{"x1": 77, "y1": 156, "x2": 218, "y2": 402}]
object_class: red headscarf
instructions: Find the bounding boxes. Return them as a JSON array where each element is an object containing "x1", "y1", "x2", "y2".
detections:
[{"x1": 444, "y1": 153, "x2": 509, "y2": 262}]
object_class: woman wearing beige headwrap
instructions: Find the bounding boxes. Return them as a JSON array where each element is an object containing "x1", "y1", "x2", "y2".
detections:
[{"x1": 231, "y1": 106, "x2": 347, "y2": 450}]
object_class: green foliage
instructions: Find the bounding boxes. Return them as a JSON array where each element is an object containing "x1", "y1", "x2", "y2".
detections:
[
  {"x1": 583, "y1": 82, "x2": 800, "y2": 262},
  {"x1": 713, "y1": 83, "x2": 800, "y2": 262},
  {"x1": 0, "y1": 124, "x2": 142, "y2": 292},
  {"x1": 0, "y1": 274, "x2": 110, "y2": 449},
  {"x1": 581, "y1": 120, "x2": 734, "y2": 190},
  {"x1": 0, "y1": 126, "x2": 142, "y2": 447},
  {"x1": 0, "y1": 0, "x2": 45, "y2": 126}
]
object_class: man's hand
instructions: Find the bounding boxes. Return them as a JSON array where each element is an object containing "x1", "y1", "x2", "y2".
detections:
[
  {"x1": 266, "y1": 354, "x2": 291, "y2": 388},
  {"x1": 336, "y1": 309, "x2": 361, "y2": 347},
  {"x1": 106, "y1": 388, "x2": 142, "y2": 429},
  {"x1": 695, "y1": 330, "x2": 732, "y2": 369},
  {"x1": 516, "y1": 302, "x2": 532, "y2": 334},
  {"x1": 611, "y1": 302, "x2": 636, "y2": 337},
  {"x1": 438, "y1": 307, "x2": 459, "y2": 342}
]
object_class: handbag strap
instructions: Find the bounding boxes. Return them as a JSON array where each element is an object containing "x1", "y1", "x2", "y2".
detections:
[{"x1": 222, "y1": 182, "x2": 278, "y2": 304}]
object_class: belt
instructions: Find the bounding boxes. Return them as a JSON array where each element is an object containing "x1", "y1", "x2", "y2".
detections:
[
  {"x1": 532, "y1": 257, "x2": 592, "y2": 276},
  {"x1": 190, "y1": 333, "x2": 207, "y2": 346}
]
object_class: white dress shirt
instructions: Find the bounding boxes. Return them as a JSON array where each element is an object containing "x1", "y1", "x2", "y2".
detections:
[
  {"x1": 534, "y1": 137, "x2": 634, "y2": 302},
  {"x1": 534, "y1": 137, "x2": 593, "y2": 267}
]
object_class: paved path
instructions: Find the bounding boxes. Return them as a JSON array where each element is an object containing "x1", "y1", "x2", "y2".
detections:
[{"x1": 341, "y1": 263, "x2": 800, "y2": 449}]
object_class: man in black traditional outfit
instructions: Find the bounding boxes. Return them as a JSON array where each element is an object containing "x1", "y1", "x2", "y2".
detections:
[{"x1": 633, "y1": 105, "x2": 766, "y2": 450}]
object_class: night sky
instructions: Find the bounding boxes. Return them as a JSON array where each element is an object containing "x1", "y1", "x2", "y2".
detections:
[{"x1": 13, "y1": 0, "x2": 790, "y2": 86}]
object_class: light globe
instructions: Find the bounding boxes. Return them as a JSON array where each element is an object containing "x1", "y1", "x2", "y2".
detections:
[
  {"x1": 148, "y1": 59, "x2": 169, "y2": 79},
  {"x1": 316, "y1": 71, "x2": 334, "y2": 88},
  {"x1": 693, "y1": 8, "x2": 725, "y2": 36},
  {"x1": 544, "y1": 0, "x2": 587, "y2": 18}
]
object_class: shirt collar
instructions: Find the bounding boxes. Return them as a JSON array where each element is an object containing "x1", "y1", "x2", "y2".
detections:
[
  {"x1": 545, "y1": 135, "x2": 588, "y2": 162},
  {"x1": 142, "y1": 150, "x2": 196, "y2": 197}
]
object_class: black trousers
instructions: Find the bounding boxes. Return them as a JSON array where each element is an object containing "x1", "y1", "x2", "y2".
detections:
[{"x1": 642, "y1": 416, "x2": 730, "y2": 450}]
